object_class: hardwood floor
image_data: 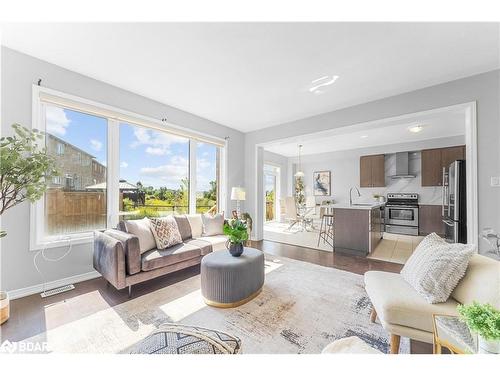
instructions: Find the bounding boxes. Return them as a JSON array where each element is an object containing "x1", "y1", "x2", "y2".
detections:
[{"x1": 0, "y1": 239, "x2": 432, "y2": 353}]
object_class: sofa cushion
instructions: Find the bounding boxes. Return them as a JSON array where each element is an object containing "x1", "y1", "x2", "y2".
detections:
[
  {"x1": 186, "y1": 214, "x2": 203, "y2": 238},
  {"x1": 174, "y1": 215, "x2": 192, "y2": 241},
  {"x1": 119, "y1": 218, "x2": 156, "y2": 254},
  {"x1": 184, "y1": 239, "x2": 213, "y2": 255},
  {"x1": 451, "y1": 254, "x2": 500, "y2": 308},
  {"x1": 202, "y1": 213, "x2": 224, "y2": 236},
  {"x1": 141, "y1": 242, "x2": 203, "y2": 272},
  {"x1": 365, "y1": 271, "x2": 459, "y2": 333},
  {"x1": 196, "y1": 235, "x2": 228, "y2": 251},
  {"x1": 400, "y1": 233, "x2": 475, "y2": 303},
  {"x1": 149, "y1": 216, "x2": 183, "y2": 250}
]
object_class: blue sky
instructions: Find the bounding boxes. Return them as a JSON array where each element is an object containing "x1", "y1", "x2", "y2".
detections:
[{"x1": 46, "y1": 106, "x2": 217, "y2": 191}]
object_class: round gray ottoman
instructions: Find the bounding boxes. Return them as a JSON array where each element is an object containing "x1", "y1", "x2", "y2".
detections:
[{"x1": 201, "y1": 247, "x2": 265, "y2": 308}]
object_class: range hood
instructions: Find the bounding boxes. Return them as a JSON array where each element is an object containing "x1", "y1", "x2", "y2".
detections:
[{"x1": 390, "y1": 152, "x2": 415, "y2": 179}]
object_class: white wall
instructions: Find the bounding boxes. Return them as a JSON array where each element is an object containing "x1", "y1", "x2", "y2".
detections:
[
  {"x1": 245, "y1": 69, "x2": 500, "y2": 253},
  {"x1": 0, "y1": 47, "x2": 245, "y2": 293},
  {"x1": 291, "y1": 136, "x2": 465, "y2": 206}
]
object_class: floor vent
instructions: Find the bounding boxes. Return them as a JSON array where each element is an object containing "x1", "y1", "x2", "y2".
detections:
[{"x1": 40, "y1": 284, "x2": 75, "y2": 298}]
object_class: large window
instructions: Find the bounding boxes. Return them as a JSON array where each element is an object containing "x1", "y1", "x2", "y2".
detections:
[
  {"x1": 195, "y1": 142, "x2": 220, "y2": 213},
  {"x1": 44, "y1": 106, "x2": 107, "y2": 236},
  {"x1": 32, "y1": 87, "x2": 225, "y2": 249},
  {"x1": 119, "y1": 123, "x2": 189, "y2": 219}
]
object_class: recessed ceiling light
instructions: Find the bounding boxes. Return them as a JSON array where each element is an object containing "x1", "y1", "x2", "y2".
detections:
[
  {"x1": 309, "y1": 75, "x2": 339, "y2": 93},
  {"x1": 360, "y1": 135, "x2": 368, "y2": 139},
  {"x1": 408, "y1": 125, "x2": 424, "y2": 133}
]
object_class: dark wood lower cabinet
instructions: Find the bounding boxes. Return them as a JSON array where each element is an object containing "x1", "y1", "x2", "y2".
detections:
[{"x1": 419, "y1": 205, "x2": 444, "y2": 236}]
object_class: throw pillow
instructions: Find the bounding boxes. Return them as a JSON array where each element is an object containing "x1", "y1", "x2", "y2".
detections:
[
  {"x1": 201, "y1": 212, "x2": 224, "y2": 236},
  {"x1": 122, "y1": 217, "x2": 156, "y2": 254},
  {"x1": 149, "y1": 216, "x2": 183, "y2": 250},
  {"x1": 401, "y1": 233, "x2": 475, "y2": 303},
  {"x1": 186, "y1": 214, "x2": 203, "y2": 238}
]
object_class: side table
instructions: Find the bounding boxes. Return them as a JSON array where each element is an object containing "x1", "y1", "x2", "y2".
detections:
[{"x1": 432, "y1": 314, "x2": 477, "y2": 354}]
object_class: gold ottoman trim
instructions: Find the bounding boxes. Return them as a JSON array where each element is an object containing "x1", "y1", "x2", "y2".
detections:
[{"x1": 204, "y1": 288, "x2": 262, "y2": 308}]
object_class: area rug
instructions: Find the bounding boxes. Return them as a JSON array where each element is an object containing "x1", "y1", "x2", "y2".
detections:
[{"x1": 20, "y1": 255, "x2": 409, "y2": 353}]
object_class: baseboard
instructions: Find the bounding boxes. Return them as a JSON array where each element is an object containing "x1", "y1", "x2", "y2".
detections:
[{"x1": 7, "y1": 270, "x2": 101, "y2": 300}]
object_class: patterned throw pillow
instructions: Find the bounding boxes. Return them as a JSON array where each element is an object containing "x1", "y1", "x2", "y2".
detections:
[
  {"x1": 149, "y1": 216, "x2": 183, "y2": 250},
  {"x1": 401, "y1": 233, "x2": 475, "y2": 303}
]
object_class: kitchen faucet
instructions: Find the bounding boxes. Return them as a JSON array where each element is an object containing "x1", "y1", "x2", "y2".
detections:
[{"x1": 349, "y1": 186, "x2": 361, "y2": 206}]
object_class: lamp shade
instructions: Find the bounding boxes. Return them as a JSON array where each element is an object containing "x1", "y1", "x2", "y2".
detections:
[{"x1": 231, "y1": 187, "x2": 246, "y2": 201}]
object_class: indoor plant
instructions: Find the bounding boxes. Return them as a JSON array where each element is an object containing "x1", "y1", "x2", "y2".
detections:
[
  {"x1": 0, "y1": 124, "x2": 58, "y2": 324},
  {"x1": 458, "y1": 301, "x2": 500, "y2": 353},
  {"x1": 223, "y1": 219, "x2": 248, "y2": 257}
]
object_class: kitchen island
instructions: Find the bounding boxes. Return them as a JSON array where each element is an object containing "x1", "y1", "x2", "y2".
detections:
[{"x1": 325, "y1": 203, "x2": 384, "y2": 256}]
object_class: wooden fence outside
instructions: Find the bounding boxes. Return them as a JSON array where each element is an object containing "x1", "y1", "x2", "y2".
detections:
[{"x1": 45, "y1": 189, "x2": 107, "y2": 235}]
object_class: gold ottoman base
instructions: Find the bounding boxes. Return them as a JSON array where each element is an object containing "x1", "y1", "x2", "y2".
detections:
[{"x1": 204, "y1": 288, "x2": 262, "y2": 308}]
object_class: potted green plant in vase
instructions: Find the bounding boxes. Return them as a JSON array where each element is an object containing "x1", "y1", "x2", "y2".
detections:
[
  {"x1": 0, "y1": 124, "x2": 58, "y2": 325},
  {"x1": 458, "y1": 301, "x2": 500, "y2": 354},
  {"x1": 223, "y1": 219, "x2": 248, "y2": 257}
]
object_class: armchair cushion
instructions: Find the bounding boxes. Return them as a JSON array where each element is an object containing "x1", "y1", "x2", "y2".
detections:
[
  {"x1": 365, "y1": 270, "x2": 459, "y2": 333},
  {"x1": 451, "y1": 254, "x2": 500, "y2": 308}
]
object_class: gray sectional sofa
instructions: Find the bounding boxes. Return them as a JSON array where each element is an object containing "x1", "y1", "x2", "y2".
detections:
[{"x1": 93, "y1": 214, "x2": 228, "y2": 297}]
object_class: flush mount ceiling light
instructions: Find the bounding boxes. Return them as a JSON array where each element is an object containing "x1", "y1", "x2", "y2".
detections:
[
  {"x1": 308, "y1": 75, "x2": 339, "y2": 94},
  {"x1": 360, "y1": 135, "x2": 369, "y2": 139},
  {"x1": 408, "y1": 125, "x2": 424, "y2": 133}
]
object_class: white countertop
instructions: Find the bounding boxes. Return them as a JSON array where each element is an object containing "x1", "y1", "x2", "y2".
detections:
[{"x1": 322, "y1": 202, "x2": 385, "y2": 210}]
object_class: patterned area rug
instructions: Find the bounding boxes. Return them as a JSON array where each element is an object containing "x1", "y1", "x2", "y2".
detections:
[{"x1": 20, "y1": 254, "x2": 409, "y2": 353}]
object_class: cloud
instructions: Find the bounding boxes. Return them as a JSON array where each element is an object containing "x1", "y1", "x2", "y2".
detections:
[
  {"x1": 197, "y1": 158, "x2": 212, "y2": 169},
  {"x1": 130, "y1": 127, "x2": 188, "y2": 156},
  {"x1": 145, "y1": 147, "x2": 171, "y2": 156},
  {"x1": 140, "y1": 155, "x2": 188, "y2": 185},
  {"x1": 90, "y1": 139, "x2": 103, "y2": 151},
  {"x1": 46, "y1": 106, "x2": 71, "y2": 135},
  {"x1": 120, "y1": 161, "x2": 128, "y2": 168}
]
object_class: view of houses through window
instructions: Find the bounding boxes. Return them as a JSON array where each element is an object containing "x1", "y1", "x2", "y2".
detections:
[
  {"x1": 45, "y1": 106, "x2": 108, "y2": 235},
  {"x1": 43, "y1": 104, "x2": 221, "y2": 238}
]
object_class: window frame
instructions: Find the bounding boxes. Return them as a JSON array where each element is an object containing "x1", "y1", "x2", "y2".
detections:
[{"x1": 30, "y1": 85, "x2": 227, "y2": 250}]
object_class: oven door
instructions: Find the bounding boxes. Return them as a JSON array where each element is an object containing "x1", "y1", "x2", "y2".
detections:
[{"x1": 385, "y1": 206, "x2": 418, "y2": 226}]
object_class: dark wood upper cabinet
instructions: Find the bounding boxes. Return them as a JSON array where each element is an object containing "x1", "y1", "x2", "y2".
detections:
[
  {"x1": 421, "y1": 145, "x2": 465, "y2": 186},
  {"x1": 371, "y1": 155, "x2": 386, "y2": 187},
  {"x1": 441, "y1": 146, "x2": 465, "y2": 169},
  {"x1": 360, "y1": 156, "x2": 372, "y2": 188},
  {"x1": 360, "y1": 154, "x2": 385, "y2": 187},
  {"x1": 421, "y1": 148, "x2": 443, "y2": 186}
]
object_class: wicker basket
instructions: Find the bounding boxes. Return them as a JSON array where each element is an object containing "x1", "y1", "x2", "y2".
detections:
[{"x1": 0, "y1": 291, "x2": 9, "y2": 325}]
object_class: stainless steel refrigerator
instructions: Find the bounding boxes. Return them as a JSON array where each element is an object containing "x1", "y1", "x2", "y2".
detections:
[{"x1": 442, "y1": 160, "x2": 467, "y2": 243}]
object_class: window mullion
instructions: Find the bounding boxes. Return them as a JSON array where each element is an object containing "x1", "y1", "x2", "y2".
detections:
[
  {"x1": 107, "y1": 119, "x2": 120, "y2": 228},
  {"x1": 189, "y1": 140, "x2": 197, "y2": 215}
]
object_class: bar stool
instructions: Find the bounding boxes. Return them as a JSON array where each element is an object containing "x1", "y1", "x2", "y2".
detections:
[{"x1": 317, "y1": 207, "x2": 335, "y2": 251}]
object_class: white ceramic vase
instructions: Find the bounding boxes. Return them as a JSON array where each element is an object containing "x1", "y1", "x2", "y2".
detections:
[{"x1": 478, "y1": 335, "x2": 500, "y2": 354}]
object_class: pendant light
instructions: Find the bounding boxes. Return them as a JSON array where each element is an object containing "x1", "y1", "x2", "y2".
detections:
[{"x1": 294, "y1": 144, "x2": 304, "y2": 177}]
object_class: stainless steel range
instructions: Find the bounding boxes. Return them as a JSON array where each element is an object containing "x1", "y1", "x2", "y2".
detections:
[{"x1": 385, "y1": 193, "x2": 419, "y2": 236}]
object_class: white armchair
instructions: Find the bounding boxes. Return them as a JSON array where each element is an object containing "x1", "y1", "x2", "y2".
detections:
[{"x1": 364, "y1": 254, "x2": 500, "y2": 353}]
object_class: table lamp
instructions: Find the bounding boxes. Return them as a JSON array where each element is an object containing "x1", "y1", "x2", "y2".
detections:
[{"x1": 231, "y1": 187, "x2": 246, "y2": 218}]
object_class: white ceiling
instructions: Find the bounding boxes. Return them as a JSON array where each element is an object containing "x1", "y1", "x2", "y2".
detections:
[
  {"x1": 1, "y1": 23, "x2": 499, "y2": 132},
  {"x1": 264, "y1": 107, "x2": 466, "y2": 157}
]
